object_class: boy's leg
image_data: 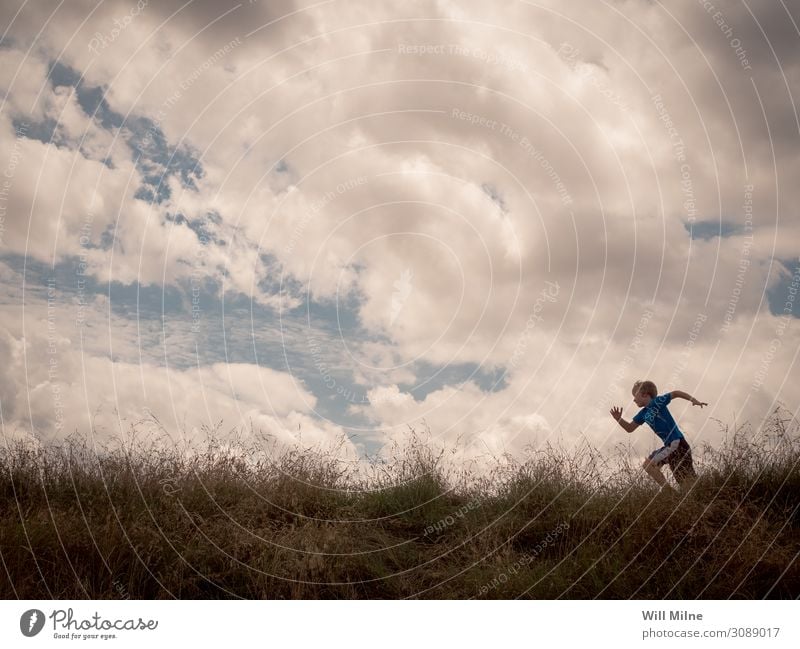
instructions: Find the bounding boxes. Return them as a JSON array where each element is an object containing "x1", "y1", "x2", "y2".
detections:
[
  {"x1": 644, "y1": 442, "x2": 682, "y2": 490},
  {"x1": 642, "y1": 456, "x2": 668, "y2": 486},
  {"x1": 670, "y1": 440, "x2": 697, "y2": 491}
]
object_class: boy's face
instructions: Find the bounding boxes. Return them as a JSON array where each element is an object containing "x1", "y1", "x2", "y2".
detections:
[{"x1": 633, "y1": 389, "x2": 651, "y2": 407}]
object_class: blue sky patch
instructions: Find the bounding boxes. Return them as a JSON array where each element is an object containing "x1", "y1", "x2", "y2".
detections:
[
  {"x1": 12, "y1": 116, "x2": 58, "y2": 144},
  {"x1": 45, "y1": 61, "x2": 204, "y2": 204},
  {"x1": 685, "y1": 219, "x2": 738, "y2": 240},
  {"x1": 399, "y1": 359, "x2": 508, "y2": 401},
  {"x1": 767, "y1": 257, "x2": 800, "y2": 318},
  {"x1": 2, "y1": 252, "x2": 185, "y2": 318},
  {"x1": 166, "y1": 212, "x2": 221, "y2": 246}
]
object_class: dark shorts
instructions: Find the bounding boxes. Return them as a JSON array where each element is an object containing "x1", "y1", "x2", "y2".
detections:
[{"x1": 648, "y1": 438, "x2": 696, "y2": 484}]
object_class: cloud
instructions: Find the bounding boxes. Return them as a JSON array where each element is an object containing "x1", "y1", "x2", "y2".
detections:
[
  {"x1": 0, "y1": 266, "x2": 356, "y2": 458},
  {"x1": 1, "y1": 0, "x2": 798, "y2": 461},
  {"x1": 0, "y1": 326, "x2": 357, "y2": 458}
]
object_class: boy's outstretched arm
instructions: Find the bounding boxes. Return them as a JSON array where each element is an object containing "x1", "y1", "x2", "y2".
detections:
[
  {"x1": 610, "y1": 406, "x2": 640, "y2": 433},
  {"x1": 670, "y1": 390, "x2": 708, "y2": 408}
]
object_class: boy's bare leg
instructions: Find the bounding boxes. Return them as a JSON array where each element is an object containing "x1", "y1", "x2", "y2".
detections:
[{"x1": 643, "y1": 459, "x2": 668, "y2": 487}]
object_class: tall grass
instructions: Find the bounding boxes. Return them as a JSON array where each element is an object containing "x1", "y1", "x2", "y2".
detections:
[{"x1": 1, "y1": 408, "x2": 797, "y2": 599}]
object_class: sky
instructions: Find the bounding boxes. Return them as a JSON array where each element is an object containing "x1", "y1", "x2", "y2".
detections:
[{"x1": 0, "y1": 0, "x2": 798, "y2": 467}]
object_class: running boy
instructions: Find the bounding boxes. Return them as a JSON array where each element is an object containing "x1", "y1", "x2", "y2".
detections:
[{"x1": 610, "y1": 380, "x2": 707, "y2": 491}]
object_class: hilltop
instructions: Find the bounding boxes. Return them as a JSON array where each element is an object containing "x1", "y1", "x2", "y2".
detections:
[{"x1": 1, "y1": 409, "x2": 797, "y2": 598}]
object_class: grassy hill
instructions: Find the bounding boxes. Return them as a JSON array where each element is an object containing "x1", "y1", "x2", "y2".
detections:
[{"x1": 1, "y1": 409, "x2": 797, "y2": 599}]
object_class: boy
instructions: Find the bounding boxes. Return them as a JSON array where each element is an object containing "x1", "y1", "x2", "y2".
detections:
[{"x1": 610, "y1": 380, "x2": 707, "y2": 492}]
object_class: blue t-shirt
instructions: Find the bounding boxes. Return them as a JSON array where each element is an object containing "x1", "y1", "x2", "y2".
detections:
[{"x1": 632, "y1": 392, "x2": 684, "y2": 444}]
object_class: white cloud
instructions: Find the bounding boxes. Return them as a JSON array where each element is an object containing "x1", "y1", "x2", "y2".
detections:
[{"x1": 0, "y1": 277, "x2": 356, "y2": 458}]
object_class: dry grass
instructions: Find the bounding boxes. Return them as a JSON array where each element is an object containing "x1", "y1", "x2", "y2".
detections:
[{"x1": 1, "y1": 408, "x2": 798, "y2": 599}]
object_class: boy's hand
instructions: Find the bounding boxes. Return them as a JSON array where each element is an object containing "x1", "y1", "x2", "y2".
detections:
[
  {"x1": 610, "y1": 406, "x2": 623, "y2": 420},
  {"x1": 691, "y1": 397, "x2": 708, "y2": 408}
]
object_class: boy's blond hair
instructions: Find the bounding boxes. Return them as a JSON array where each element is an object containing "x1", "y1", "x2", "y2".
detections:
[{"x1": 632, "y1": 379, "x2": 658, "y2": 398}]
